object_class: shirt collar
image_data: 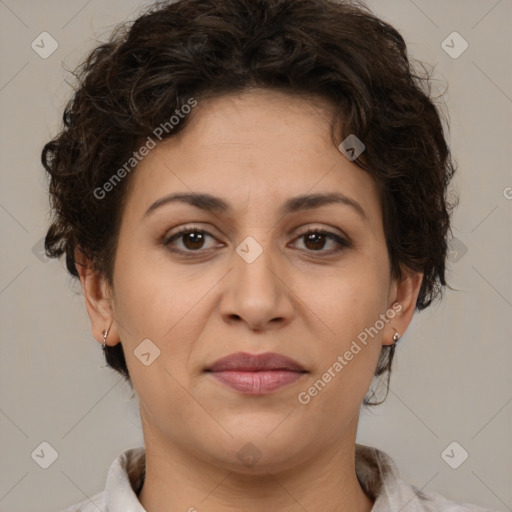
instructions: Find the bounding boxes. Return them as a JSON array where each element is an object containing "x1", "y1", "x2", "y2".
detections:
[
  {"x1": 104, "y1": 446, "x2": 146, "y2": 512},
  {"x1": 354, "y1": 444, "x2": 432, "y2": 510}
]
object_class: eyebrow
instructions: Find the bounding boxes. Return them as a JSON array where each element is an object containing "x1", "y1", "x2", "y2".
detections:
[{"x1": 143, "y1": 191, "x2": 368, "y2": 222}]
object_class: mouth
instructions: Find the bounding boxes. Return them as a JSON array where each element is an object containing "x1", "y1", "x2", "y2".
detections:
[{"x1": 204, "y1": 352, "x2": 307, "y2": 395}]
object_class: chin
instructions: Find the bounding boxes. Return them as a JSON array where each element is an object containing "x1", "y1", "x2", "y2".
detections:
[{"x1": 195, "y1": 419, "x2": 313, "y2": 474}]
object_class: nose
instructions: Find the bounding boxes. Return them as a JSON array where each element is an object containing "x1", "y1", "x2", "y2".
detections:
[{"x1": 219, "y1": 237, "x2": 295, "y2": 332}]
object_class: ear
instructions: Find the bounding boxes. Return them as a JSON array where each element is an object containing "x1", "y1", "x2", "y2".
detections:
[
  {"x1": 75, "y1": 247, "x2": 120, "y2": 347},
  {"x1": 383, "y1": 268, "x2": 423, "y2": 346}
]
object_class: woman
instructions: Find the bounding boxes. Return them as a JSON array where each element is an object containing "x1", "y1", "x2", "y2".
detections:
[{"x1": 42, "y1": 0, "x2": 497, "y2": 510}]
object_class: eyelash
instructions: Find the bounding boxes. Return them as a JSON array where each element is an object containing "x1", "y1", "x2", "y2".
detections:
[{"x1": 162, "y1": 225, "x2": 351, "y2": 257}]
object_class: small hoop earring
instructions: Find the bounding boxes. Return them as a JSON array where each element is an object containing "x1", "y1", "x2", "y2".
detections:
[{"x1": 102, "y1": 328, "x2": 109, "y2": 350}]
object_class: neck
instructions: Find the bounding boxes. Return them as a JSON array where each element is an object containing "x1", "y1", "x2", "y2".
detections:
[{"x1": 138, "y1": 418, "x2": 374, "y2": 512}]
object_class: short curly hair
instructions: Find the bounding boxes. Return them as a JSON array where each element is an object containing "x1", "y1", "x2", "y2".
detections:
[{"x1": 42, "y1": 0, "x2": 457, "y2": 405}]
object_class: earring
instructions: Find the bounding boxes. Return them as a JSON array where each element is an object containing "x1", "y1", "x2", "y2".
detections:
[
  {"x1": 393, "y1": 330, "x2": 400, "y2": 343},
  {"x1": 102, "y1": 328, "x2": 109, "y2": 350}
]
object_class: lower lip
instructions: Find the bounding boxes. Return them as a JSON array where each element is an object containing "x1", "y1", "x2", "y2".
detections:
[{"x1": 209, "y1": 370, "x2": 304, "y2": 394}]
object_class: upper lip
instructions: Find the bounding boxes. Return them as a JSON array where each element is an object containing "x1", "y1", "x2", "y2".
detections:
[{"x1": 206, "y1": 352, "x2": 306, "y2": 372}]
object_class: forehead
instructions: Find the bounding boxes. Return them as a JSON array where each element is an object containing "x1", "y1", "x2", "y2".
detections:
[{"x1": 121, "y1": 89, "x2": 382, "y2": 228}]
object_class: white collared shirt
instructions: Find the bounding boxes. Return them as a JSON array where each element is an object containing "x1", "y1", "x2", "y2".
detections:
[{"x1": 56, "y1": 444, "x2": 497, "y2": 511}]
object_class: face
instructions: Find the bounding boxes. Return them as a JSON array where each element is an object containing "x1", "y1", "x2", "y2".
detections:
[{"x1": 81, "y1": 89, "x2": 421, "y2": 474}]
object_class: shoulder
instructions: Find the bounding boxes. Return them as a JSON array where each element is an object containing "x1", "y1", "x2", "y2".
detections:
[
  {"x1": 52, "y1": 490, "x2": 106, "y2": 512},
  {"x1": 355, "y1": 444, "x2": 499, "y2": 512}
]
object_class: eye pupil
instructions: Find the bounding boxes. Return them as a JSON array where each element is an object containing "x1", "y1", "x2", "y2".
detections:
[
  {"x1": 304, "y1": 232, "x2": 325, "y2": 250},
  {"x1": 183, "y1": 231, "x2": 204, "y2": 250}
]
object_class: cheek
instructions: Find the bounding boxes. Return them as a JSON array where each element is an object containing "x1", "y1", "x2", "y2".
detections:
[
  {"x1": 300, "y1": 256, "x2": 389, "y2": 391},
  {"x1": 303, "y1": 257, "x2": 389, "y2": 341},
  {"x1": 112, "y1": 243, "x2": 185, "y2": 336},
  {"x1": 111, "y1": 247, "x2": 210, "y2": 377}
]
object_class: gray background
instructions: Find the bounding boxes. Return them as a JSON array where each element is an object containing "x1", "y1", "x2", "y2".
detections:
[{"x1": 0, "y1": 0, "x2": 511, "y2": 511}]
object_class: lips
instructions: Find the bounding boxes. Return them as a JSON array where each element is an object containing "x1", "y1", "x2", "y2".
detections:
[
  {"x1": 206, "y1": 352, "x2": 306, "y2": 372},
  {"x1": 205, "y1": 352, "x2": 307, "y2": 394}
]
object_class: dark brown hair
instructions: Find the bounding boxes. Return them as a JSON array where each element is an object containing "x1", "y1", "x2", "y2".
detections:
[{"x1": 42, "y1": 0, "x2": 457, "y2": 405}]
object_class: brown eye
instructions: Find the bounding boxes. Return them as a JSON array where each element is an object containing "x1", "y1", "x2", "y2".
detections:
[
  {"x1": 164, "y1": 228, "x2": 218, "y2": 252},
  {"x1": 180, "y1": 230, "x2": 206, "y2": 250},
  {"x1": 303, "y1": 232, "x2": 328, "y2": 251},
  {"x1": 293, "y1": 229, "x2": 350, "y2": 254}
]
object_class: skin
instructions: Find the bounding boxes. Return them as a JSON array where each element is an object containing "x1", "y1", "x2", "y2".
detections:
[{"x1": 77, "y1": 89, "x2": 423, "y2": 512}]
